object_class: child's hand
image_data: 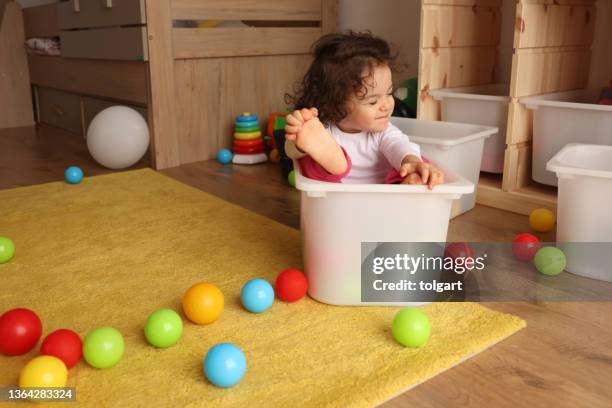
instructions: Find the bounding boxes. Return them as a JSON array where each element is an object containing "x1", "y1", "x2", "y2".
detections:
[{"x1": 400, "y1": 156, "x2": 444, "y2": 190}]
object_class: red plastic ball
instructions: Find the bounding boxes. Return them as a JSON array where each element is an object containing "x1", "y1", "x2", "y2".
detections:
[
  {"x1": 443, "y1": 243, "x2": 475, "y2": 272},
  {"x1": 275, "y1": 269, "x2": 308, "y2": 302},
  {"x1": 444, "y1": 242, "x2": 474, "y2": 260},
  {"x1": 512, "y1": 233, "x2": 541, "y2": 262},
  {"x1": 0, "y1": 308, "x2": 43, "y2": 356},
  {"x1": 40, "y1": 329, "x2": 83, "y2": 368}
]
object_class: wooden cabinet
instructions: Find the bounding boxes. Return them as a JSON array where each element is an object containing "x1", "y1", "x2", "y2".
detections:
[
  {"x1": 34, "y1": 87, "x2": 148, "y2": 137},
  {"x1": 58, "y1": 0, "x2": 147, "y2": 61},
  {"x1": 36, "y1": 87, "x2": 82, "y2": 134},
  {"x1": 418, "y1": 0, "x2": 611, "y2": 215},
  {"x1": 57, "y1": 0, "x2": 146, "y2": 29},
  {"x1": 60, "y1": 27, "x2": 148, "y2": 61},
  {"x1": 82, "y1": 96, "x2": 147, "y2": 132}
]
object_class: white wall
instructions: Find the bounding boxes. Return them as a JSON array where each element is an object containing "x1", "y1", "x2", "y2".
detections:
[{"x1": 338, "y1": 0, "x2": 421, "y2": 83}]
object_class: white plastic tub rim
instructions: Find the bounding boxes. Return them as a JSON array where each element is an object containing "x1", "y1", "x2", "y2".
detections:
[
  {"x1": 547, "y1": 143, "x2": 612, "y2": 180},
  {"x1": 294, "y1": 159, "x2": 474, "y2": 198},
  {"x1": 389, "y1": 117, "x2": 498, "y2": 150},
  {"x1": 520, "y1": 89, "x2": 612, "y2": 113},
  {"x1": 429, "y1": 83, "x2": 511, "y2": 103}
]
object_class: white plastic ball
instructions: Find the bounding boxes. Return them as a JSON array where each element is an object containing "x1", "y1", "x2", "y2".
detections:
[{"x1": 86, "y1": 106, "x2": 150, "y2": 169}]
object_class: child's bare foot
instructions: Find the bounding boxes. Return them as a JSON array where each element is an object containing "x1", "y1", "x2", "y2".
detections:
[
  {"x1": 286, "y1": 108, "x2": 328, "y2": 154},
  {"x1": 285, "y1": 108, "x2": 347, "y2": 175}
]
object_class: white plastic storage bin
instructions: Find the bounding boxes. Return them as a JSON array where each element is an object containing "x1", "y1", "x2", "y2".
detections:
[
  {"x1": 391, "y1": 117, "x2": 497, "y2": 217},
  {"x1": 295, "y1": 164, "x2": 473, "y2": 306},
  {"x1": 547, "y1": 144, "x2": 612, "y2": 282},
  {"x1": 430, "y1": 84, "x2": 510, "y2": 173},
  {"x1": 521, "y1": 89, "x2": 612, "y2": 186}
]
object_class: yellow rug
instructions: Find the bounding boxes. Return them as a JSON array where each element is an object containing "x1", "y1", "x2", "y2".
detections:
[{"x1": 0, "y1": 169, "x2": 525, "y2": 407}]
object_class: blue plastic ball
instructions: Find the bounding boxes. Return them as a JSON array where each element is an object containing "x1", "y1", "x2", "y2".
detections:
[
  {"x1": 64, "y1": 166, "x2": 84, "y2": 184},
  {"x1": 240, "y1": 278, "x2": 274, "y2": 313},
  {"x1": 217, "y1": 148, "x2": 233, "y2": 164},
  {"x1": 204, "y1": 343, "x2": 247, "y2": 388}
]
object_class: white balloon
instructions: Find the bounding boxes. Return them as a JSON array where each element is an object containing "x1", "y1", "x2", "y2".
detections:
[{"x1": 87, "y1": 106, "x2": 150, "y2": 169}]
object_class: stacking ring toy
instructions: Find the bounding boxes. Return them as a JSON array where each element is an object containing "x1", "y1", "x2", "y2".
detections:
[
  {"x1": 233, "y1": 146, "x2": 264, "y2": 154},
  {"x1": 235, "y1": 121, "x2": 259, "y2": 128},
  {"x1": 234, "y1": 139, "x2": 264, "y2": 148},
  {"x1": 235, "y1": 126, "x2": 260, "y2": 133},
  {"x1": 234, "y1": 131, "x2": 262, "y2": 140},
  {"x1": 236, "y1": 113, "x2": 257, "y2": 122}
]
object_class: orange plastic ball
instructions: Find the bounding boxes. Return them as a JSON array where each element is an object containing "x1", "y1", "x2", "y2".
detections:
[
  {"x1": 269, "y1": 149, "x2": 280, "y2": 163},
  {"x1": 182, "y1": 283, "x2": 224, "y2": 325}
]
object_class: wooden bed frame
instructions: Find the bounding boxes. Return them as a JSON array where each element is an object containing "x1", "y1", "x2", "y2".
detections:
[
  {"x1": 22, "y1": 0, "x2": 337, "y2": 169},
  {"x1": 0, "y1": 0, "x2": 34, "y2": 129}
]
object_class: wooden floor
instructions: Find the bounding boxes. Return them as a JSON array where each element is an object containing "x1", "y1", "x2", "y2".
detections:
[
  {"x1": 0, "y1": 125, "x2": 150, "y2": 187},
  {"x1": 2, "y1": 125, "x2": 611, "y2": 407}
]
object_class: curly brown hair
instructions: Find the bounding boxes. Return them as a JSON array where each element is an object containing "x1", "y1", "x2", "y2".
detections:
[{"x1": 286, "y1": 31, "x2": 398, "y2": 125}]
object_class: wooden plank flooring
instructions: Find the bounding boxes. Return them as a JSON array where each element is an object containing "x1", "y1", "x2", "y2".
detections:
[
  {"x1": 0, "y1": 125, "x2": 149, "y2": 188},
  {"x1": 1, "y1": 125, "x2": 611, "y2": 407}
]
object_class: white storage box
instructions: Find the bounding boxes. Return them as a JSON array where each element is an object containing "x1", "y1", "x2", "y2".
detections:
[
  {"x1": 295, "y1": 163, "x2": 474, "y2": 306},
  {"x1": 547, "y1": 144, "x2": 612, "y2": 282},
  {"x1": 430, "y1": 84, "x2": 510, "y2": 173},
  {"x1": 391, "y1": 117, "x2": 497, "y2": 217},
  {"x1": 521, "y1": 89, "x2": 612, "y2": 186}
]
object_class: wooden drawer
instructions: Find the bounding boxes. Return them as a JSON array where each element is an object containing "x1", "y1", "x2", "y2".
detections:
[
  {"x1": 36, "y1": 87, "x2": 82, "y2": 134},
  {"x1": 82, "y1": 96, "x2": 147, "y2": 132},
  {"x1": 28, "y1": 55, "x2": 149, "y2": 105},
  {"x1": 60, "y1": 26, "x2": 148, "y2": 61},
  {"x1": 23, "y1": 4, "x2": 59, "y2": 38},
  {"x1": 58, "y1": 0, "x2": 146, "y2": 30}
]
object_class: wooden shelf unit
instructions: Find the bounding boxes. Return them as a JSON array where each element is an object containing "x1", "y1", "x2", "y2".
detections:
[{"x1": 418, "y1": 0, "x2": 612, "y2": 215}]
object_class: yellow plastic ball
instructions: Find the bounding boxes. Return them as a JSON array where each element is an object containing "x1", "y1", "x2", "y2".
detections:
[
  {"x1": 182, "y1": 283, "x2": 224, "y2": 325},
  {"x1": 19, "y1": 356, "x2": 68, "y2": 388},
  {"x1": 529, "y1": 208, "x2": 556, "y2": 232}
]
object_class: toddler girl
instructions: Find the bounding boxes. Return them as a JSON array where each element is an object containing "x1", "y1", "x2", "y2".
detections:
[{"x1": 284, "y1": 31, "x2": 444, "y2": 189}]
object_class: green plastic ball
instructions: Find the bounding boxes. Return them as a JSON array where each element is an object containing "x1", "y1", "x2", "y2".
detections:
[
  {"x1": 392, "y1": 308, "x2": 431, "y2": 348},
  {"x1": 83, "y1": 327, "x2": 125, "y2": 369},
  {"x1": 534, "y1": 246, "x2": 566, "y2": 276},
  {"x1": 0, "y1": 236, "x2": 15, "y2": 264},
  {"x1": 288, "y1": 170, "x2": 296, "y2": 187},
  {"x1": 144, "y1": 308, "x2": 183, "y2": 348}
]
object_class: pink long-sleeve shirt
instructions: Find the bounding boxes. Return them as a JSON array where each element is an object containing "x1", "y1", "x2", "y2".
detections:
[{"x1": 286, "y1": 122, "x2": 422, "y2": 184}]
